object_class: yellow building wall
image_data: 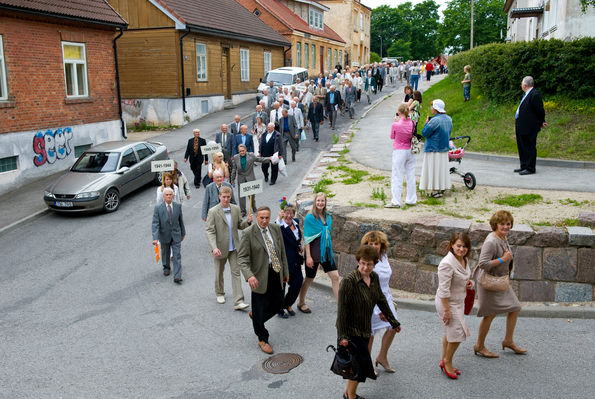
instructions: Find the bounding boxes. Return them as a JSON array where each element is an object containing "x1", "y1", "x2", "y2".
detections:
[{"x1": 290, "y1": 33, "x2": 345, "y2": 77}]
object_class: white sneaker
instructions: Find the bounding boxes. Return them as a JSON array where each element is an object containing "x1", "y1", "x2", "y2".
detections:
[
  {"x1": 216, "y1": 296, "x2": 226, "y2": 304},
  {"x1": 234, "y1": 303, "x2": 250, "y2": 310}
]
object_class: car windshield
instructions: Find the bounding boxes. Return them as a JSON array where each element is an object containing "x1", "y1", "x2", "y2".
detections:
[
  {"x1": 265, "y1": 72, "x2": 293, "y2": 85},
  {"x1": 71, "y1": 152, "x2": 120, "y2": 173}
]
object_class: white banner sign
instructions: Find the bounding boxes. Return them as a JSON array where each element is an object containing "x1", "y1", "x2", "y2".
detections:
[
  {"x1": 150, "y1": 159, "x2": 175, "y2": 172},
  {"x1": 200, "y1": 143, "x2": 222, "y2": 155},
  {"x1": 239, "y1": 179, "x2": 264, "y2": 198}
]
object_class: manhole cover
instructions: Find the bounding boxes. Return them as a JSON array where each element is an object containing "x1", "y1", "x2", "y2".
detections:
[{"x1": 262, "y1": 353, "x2": 303, "y2": 374}]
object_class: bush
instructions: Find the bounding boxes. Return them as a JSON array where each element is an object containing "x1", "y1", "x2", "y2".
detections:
[
  {"x1": 448, "y1": 38, "x2": 595, "y2": 103},
  {"x1": 370, "y1": 52, "x2": 381, "y2": 63}
]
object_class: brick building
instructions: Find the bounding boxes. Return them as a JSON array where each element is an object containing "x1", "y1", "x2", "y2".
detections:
[{"x1": 0, "y1": 0, "x2": 127, "y2": 196}]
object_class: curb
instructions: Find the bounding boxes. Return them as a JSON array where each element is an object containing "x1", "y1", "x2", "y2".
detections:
[
  {"x1": 0, "y1": 208, "x2": 49, "y2": 236},
  {"x1": 463, "y1": 151, "x2": 595, "y2": 169}
]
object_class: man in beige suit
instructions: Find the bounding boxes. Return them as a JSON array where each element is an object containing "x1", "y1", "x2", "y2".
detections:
[
  {"x1": 238, "y1": 206, "x2": 289, "y2": 354},
  {"x1": 205, "y1": 186, "x2": 252, "y2": 309}
]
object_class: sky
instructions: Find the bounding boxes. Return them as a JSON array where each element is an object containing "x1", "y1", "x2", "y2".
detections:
[{"x1": 360, "y1": 0, "x2": 449, "y2": 16}]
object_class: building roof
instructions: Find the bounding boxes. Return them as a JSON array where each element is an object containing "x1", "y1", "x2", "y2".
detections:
[
  {"x1": 154, "y1": 0, "x2": 290, "y2": 47},
  {"x1": 0, "y1": 0, "x2": 127, "y2": 26},
  {"x1": 256, "y1": 0, "x2": 345, "y2": 43}
]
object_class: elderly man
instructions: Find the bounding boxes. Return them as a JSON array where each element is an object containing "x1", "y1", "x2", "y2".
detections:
[
  {"x1": 152, "y1": 187, "x2": 185, "y2": 284},
  {"x1": 230, "y1": 115, "x2": 242, "y2": 137},
  {"x1": 215, "y1": 123, "x2": 234, "y2": 168},
  {"x1": 252, "y1": 104, "x2": 269, "y2": 130},
  {"x1": 231, "y1": 144, "x2": 270, "y2": 216},
  {"x1": 344, "y1": 79, "x2": 357, "y2": 119},
  {"x1": 205, "y1": 185, "x2": 252, "y2": 309},
  {"x1": 202, "y1": 170, "x2": 236, "y2": 221},
  {"x1": 324, "y1": 85, "x2": 341, "y2": 130},
  {"x1": 183, "y1": 129, "x2": 208, "y2": 189},
  {"x1": 364, "y1": 70, "x2": 376, "y2": 104},
  {"x1": 233, "y1": 125, "x2": 255, "y2": 156},
  {"x1": 515, "y1": 76, "x2": 547, "y2": 175},
  {"x1": 259, "y1": 123, "x2": 283, "y2": 185},
  {"x1": 279, "y1": 108, "x2": 299, "y2": 162},
  {"x1": 308, "y1": 96, "x2": 324, "y2": 142},
  {"x1": 238, "y1": 206, "x2": 289, "y2": 354},
  {"x1": 289, "y1": 100, "x2": 304, "y2": 149},
  {"x1": 269, "y1": 102, "x2": 281, "y2": 130}
]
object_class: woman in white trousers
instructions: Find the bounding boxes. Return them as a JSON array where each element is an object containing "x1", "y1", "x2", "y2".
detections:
[{"x1": 386, "y1": 103, "x2": 417, "y2": 208}]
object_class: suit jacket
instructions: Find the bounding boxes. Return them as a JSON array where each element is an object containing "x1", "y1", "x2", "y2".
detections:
[
  {"x1": 308, "y1": 102, "x2": 324, "y2": 124},
  {"x1": 232, "y1": 133, "x2": 255, "y2": 155},
  {"x1": 325, "y1": 91, "x2": 342, "y2": 111},
  {"x1": 184, "y1": 137, "x2": 207, "y2": 164},
  {"x1": 259, "y1": 130, "x2": 283, "y2": 157},
  {"x1": 279, "y1": 219, "x2": 303, "y2": 272},
  {"x1": 252, "y1": 111, "x2": 269, "y2": 128},
  {"x1": 230, "y1": 122, "x2": 242, "y2": 136},
  {"x1": 269, "y1": 108, "x2": 282, "y2": 127},
  {"x1": 238, "y1": 222, "x2": 289, "y2": 294},
  {"x1": 205, "y1": 203, "x2": 250, "y2": 259},
  {"x1": 215, "y1": 131, "x2": 234, "y2": 162},
  {"x1": 201, "y1": 181, "x2": 236, "y2": 220},
  {"x1": 278, "y1": 114, "x2": 298, "y2": 138},
  {"x1": 152, "y1": 201, "x2": 185, "y2": 243},
  {"x1": 364, "y1": 76, "x2": 376, "y2": 91},
  {"x1": 289, "y1": 107, "x2": 304, "y2": 129},
  {"x1": 231, "y1": 152, "x2": 270, "y2": 183},
  {"x1": 344, "y1": 86, "x2": 357, "y2": 103},
  {"x1": 515, "y1": 88, "x2": 546, "y2": 136}
]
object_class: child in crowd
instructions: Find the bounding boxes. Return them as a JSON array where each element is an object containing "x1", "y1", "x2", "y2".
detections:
[{"x1": 461, "y1": 65, "x2": 471, "y2": 102}]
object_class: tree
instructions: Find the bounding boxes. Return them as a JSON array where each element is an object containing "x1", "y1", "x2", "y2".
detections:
[
  {"x1": 370, "y1": 52, "x2": 381, "y2": 63},
  {"x1": 408, "y1": 0, "x2": 440, "y2": 59},
  {"x1": 387, "y1": 39, "x2": 411, "y2": 60},
  {"x1": 580, "y1": 0, "x2": 595, "y2": 12},
  {"x1": 439, "y1": 0, "x2": 507, "y2": 53}
]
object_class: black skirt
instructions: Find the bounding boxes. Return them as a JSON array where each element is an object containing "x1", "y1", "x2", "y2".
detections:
[{"x1": 345, "y1": 336, "x2": 376, "y2": 383}]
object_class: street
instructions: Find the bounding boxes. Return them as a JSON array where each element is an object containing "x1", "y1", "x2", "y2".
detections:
[{"x1": 1, "y1": 89, "x2": 595, "y2": 399}]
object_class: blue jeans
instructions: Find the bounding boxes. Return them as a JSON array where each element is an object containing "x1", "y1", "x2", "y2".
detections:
[
  {"x1": 411, "y1": 75, "x2": 419, "y2": 90},
  {"x1": 463, "y1": 85, "x2": 470, "y2": 100}
]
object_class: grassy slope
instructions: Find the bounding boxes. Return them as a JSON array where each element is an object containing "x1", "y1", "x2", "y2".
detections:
[{"x1": 418, "y1": 78, "x2": 595, "y2": 161}]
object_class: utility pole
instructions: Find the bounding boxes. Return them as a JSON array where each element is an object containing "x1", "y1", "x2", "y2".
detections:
[
  {"x1": 470, "y1": 0, "x2": 474, "y2": 49},
  {"x1": 379, "y1": 36, "x2": 383, "y2": 58}
]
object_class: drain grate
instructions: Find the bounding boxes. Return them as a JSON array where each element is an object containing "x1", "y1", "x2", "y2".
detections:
[{"x1": 262, "y1": 353, "x2": 304, "y2": 374}]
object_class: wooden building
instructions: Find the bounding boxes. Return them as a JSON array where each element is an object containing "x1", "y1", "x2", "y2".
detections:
[
  {"x1": 108, "y1": 0, "x2": 290, "y2": 126},
  {"x1": 236, "y1": 0, "x2": 345, "y2": 77}
]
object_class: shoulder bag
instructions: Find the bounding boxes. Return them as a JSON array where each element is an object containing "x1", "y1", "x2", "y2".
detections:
[
  {"x1": 410, "y1": 122, "x2": 423, "y2": 154},
  {"x1": 480, "y1": 239, "x2": 512, "y2": 292}
]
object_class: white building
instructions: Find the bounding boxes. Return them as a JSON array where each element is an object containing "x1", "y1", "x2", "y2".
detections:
[{"x1": 504, "y1": 0, "x2": 595, "y2": 42}]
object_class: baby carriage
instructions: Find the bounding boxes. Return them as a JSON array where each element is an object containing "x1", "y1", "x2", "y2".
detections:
[{"x1": 448, "y1": 136, "x2": 476, "y2": 190}]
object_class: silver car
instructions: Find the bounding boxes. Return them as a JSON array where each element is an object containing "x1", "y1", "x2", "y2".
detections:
[{"x1": 44, "y1": 141, "x2": 168, "y2": 213}]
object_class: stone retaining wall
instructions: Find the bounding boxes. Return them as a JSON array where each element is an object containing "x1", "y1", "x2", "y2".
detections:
[{"x1": 297, "y1": 204, "x2": 595, "y2": 302}]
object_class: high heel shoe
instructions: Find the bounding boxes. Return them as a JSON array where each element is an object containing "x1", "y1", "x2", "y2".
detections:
[
  {"x1": 439, "y1": 362, "x2": 458, "y2": 380},
  {"x1": 439, "y1": 359, "x2": 460, "y2": 375},
  {"x1": 473, "y1": 345, "x2": 499, "y2": 358},
  {"x1": 375, "y1": 359, "x2": 395, "y2": 373},
  {"x1": 501, "y1": 341, "x2": 527, "y2": 354}
]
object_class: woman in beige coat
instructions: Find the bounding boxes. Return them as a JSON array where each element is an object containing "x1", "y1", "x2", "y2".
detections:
[
  {"x1": 473, "y1": 210, "x2": 525, "y2": 358},
  {"x1": 435, "y1": 233, "x2": 474, "y2": 380}
]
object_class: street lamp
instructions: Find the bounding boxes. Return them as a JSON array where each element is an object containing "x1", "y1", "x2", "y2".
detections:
[{"x1": 379, "y1": 36, "x2": 383, "y2": 58}]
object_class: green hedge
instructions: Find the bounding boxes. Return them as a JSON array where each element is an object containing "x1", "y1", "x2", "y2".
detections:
[{"x1": 448, "y1": 38, "x2": 595, "y2": 103}]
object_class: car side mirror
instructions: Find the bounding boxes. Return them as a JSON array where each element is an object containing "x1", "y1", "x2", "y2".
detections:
[{"x1": 116, "y1": 166, "x2": 130, "y2": 174}]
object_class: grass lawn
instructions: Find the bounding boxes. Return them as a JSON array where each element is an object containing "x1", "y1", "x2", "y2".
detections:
[{"x1": 418, "y1": 78, "x2": 595, "y2": 161}]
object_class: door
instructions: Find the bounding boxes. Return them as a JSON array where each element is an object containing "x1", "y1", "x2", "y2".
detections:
[
  {"x1": 319, "y1": 46, "x2": 324, "y2": 74},
  {"x1": 221, "y1": 46, "x2": 232, "y2": 99},
  {"x1": 118, "y1": 148, "x2": 140, "y2": 195}
]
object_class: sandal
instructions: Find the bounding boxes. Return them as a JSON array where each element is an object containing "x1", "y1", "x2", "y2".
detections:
[{"x1": 297, "y1": 304, "x2": 312, "y2": 314}]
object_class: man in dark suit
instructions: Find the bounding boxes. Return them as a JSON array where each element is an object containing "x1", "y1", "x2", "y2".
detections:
[
  {"x1": 238, "y1": 206, "x2": 289, "y2": 354},
  {"x1": 259, "y1": 123, "x2": 283, "y2": 185},
  {"x1": 515, "y1": 76, "x2": 547, "y2": 175},
  {"x1": 152, "y1": 188, "x2": 185, "y2": 284},
  {"x1": 324, "y1": 85, "x2": 342, "y2": 130},
  {"x1": 183, "y1": 129, "x2": 208, "y2": 188},
  {"x1": 344, "y1": 80, "x2": 357, "y2": 119},
  {"x1": 215, "y1": 123, "x2": 234, "y2": 167},
  {"x1": 230, "y1": 115, "x2": 242, "y2": 137},
  {"x1": 278, "y1": 108, "x2": 298, "y2": 162},
  {"x1": 232, "y1": 125, "x2": 255, "y2": 156},
  {"x1": 231, "y1": 144, "x2": 270, "y2": 216},
  {"x1": 308, "y1": 96, "x2": 324, "y2": 141}
]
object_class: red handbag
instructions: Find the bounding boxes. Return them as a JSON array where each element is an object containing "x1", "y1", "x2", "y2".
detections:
[{"x1": 464, "y1": 288, "x2": 475, "y2": 315}]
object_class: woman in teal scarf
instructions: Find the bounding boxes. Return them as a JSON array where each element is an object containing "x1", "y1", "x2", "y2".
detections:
[{"x1": 297, "y1": 192, "x2": 339, "y2": 313}]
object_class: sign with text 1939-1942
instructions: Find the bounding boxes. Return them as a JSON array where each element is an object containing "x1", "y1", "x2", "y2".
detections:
[
  {"x1": 150, "y1": 159, "x2": 175, "y2": 172},
  {"x1": 239, "y1": 179, "x2": 264, "y2": 198},
  {"x1": 200, "y1": 143, "x2": 222, "y2": 155}
]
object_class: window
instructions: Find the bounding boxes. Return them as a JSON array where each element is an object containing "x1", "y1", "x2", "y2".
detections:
[
  {"x1": 339, "y1": 50, "x2": 342, "y2": 67},
  {"x1": 134, "y1": 143, "x2": 153, "y2": 161},
  {"x1": 196, "y1": 43, "x2": 207, "y2": 81},
  {"x1": 311, "y1": 45, "x2": 316, "y2": 69},
  {"x1": 309, "y1": 8, "x2": 323, "y2": 30},
  {"x1": 304, "y1": 44, "x2": 309, "y2": 68},
  {"x1": 264, "y1": 51, "x2": 272, "y2": 74},
  {"x1": 0, "y1": 155, "x2": 17, "y2": 173},
  {"x1": 240, "y1": 49, "x2": 250, "y2": 81},
  {"x1": 334, "y1": 49, "x2": 338, "y2": 67},
  {"x1": 62, "y1": 42, "x2": 88, "y2": 97},
  {"x1": 0, "y1": 35, "x2": 8, "y2": 101},
  {"x1": 74, "y1": 144, "x2": 92, "y2": 158},
  {"x1": 120, "y1": 148, "x2": 138, "y2": 168},
  {"x1": 360, "y1": 13, "x2": 364, "y2": 31},
  {"x1": 296, "y1": 42, "x2": 302, "y2": 67},
  {"x1": 328, "y1": 48, "x2": 332, "y2": 71}
]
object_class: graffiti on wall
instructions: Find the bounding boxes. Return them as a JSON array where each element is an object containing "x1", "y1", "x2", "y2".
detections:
[{"x1": 33, "y1": 127, "x2": 73, "y2": 167}]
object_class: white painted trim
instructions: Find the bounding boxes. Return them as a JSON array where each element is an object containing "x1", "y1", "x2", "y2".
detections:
[
  {"x1": 295, "y1": 0, "x2": 329, "y2": 12},
  {"x1": 148, "y1": 0, "x2": 186, "y2": 30}
]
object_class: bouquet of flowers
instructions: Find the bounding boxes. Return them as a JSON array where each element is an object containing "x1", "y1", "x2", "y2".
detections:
[{"x1": 278, "y1": 196, "x2": 291, "y2": 210}]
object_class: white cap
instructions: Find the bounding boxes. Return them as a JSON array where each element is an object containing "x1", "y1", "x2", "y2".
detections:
[{"x1": 432, "y1": 99, "x2": 446, "y2": 113}]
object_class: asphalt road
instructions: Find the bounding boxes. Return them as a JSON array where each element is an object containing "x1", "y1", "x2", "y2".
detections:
[{"x1": 2, "y1": 89, "x2": 595, "y2": 399}]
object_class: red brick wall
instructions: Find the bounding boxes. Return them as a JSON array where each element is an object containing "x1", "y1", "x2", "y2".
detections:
[{"x1": 0, "y1": 15, "x2": 120, "y2": 134}]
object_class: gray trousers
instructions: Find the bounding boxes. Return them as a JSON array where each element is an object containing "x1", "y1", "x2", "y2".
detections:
[
  {"x1": 346, "y1": 100, "x2": 355, "y2": 118},
  {"x1": 161, "y1": 239, "x2": 182, "y2": 279},
  {"x1": 283, "y1": 132, "x2": 298, "y2": 159},
  {"x1": 327, "y1": 105, "x2": 337, "y2": 128},
  {"x1": 214, "y1": 250, "x2": 245, "y2": 305}
]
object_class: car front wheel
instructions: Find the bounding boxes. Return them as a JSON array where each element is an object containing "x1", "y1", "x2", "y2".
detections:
[{"x1": 103, "y1": 188, "x2": 120, "y2": 212}]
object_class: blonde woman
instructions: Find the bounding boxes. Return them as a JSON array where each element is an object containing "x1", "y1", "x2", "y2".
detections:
[
  {"x1": 208, "y1": 151, "x2": 230, "y2": 181},
  {"x1": 156, "y1": 172, "x2": 180, "y2": 204}
]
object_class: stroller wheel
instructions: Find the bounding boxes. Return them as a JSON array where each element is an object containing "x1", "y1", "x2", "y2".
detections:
[{"x1": 464, "y1": 172, "x2": 476, "y2": 190}]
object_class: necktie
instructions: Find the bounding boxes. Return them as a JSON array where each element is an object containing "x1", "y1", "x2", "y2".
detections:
[
  {"x1": 263, "y1": 228, "x2": 281, "y2": 273},
  {"x1": 167, "y1": 204, "x2": 172, "y2": 223},
  {"x1": 222, "y1": 133, "x2": 226, "y2": 148}
]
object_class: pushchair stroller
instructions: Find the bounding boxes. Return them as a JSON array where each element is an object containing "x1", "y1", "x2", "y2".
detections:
[{"x1": 448, "y1": 136, "x2": 476, "y2": 190}]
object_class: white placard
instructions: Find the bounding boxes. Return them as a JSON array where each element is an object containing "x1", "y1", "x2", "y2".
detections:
[
  {"x1": 150, "y1": 159, "x2": 175, "y2": 172},
  {"x1": 239, "y1": 179, "x2": 264, "y2": 198},
  {"x1": 200, "y1": 143, "x2": 222, "y2": 155}
]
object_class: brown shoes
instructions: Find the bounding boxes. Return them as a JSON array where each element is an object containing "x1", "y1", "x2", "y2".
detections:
[
  {"x1": 473, "y1": 345, "x2": 499, "y2": 358},
  {"x1": 258, "y1": 341, "x2": 273, "y2": 354}
]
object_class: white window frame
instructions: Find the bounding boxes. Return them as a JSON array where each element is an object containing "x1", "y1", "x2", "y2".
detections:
[
  {"x1": 264, "y1": 51, "x2": 272, "y2": 75},
  {"x1": 61, "y1": 41, "x2": 88, "y2": 98},
  {"x1": 339, "y1": 50, "x2": 342, "y2": 67},
  {"x1": 328, "y1": 48, "x2": 332, "y2": 71},
  {"x1": 240, "y1": 48, "x2": 250, "y2": 82},
  {"x1": 360, "y1": 13, "x2": 364, "y2": 31},
  {"x1": 296, "y1": 42, "x2": 302, "y2": 67},
  {"x1": 0, "y1": 35, "x2": 8, "y2": 101},
  {"x1": 196, "y1": 42, "x2": 207, "y2": 81},
  {"x1": 311, "y1": 44, "x2": 316, "y2": 69},
  {"x1": 304, "y1": 43, "x2": 309, "y2": 68},
  {"x1": 309, "y1": 8, "x2": 323, "y2": 30}
]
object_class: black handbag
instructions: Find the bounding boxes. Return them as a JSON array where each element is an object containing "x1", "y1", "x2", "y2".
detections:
[
  {"x1": 202, "y1": 173, "x2": 212, "y2": 188},
  {"x1": 327, "y1": 343, "x2": 359, "y2": 380}
]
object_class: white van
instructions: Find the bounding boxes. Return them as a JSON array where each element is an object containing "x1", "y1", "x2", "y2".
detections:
[{"x1": 257, "y1": 67, "x2": 308, "y2": 101}]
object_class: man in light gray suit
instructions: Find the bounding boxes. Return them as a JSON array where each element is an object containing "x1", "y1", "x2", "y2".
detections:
[
  {"x1": 230, "y1": 115, "x2": 242, "y2": 137},
  {"x1": 231, "y1": 144, "x2": 271, "y2": 217},
  {"x1": 278, "y1": 108, "x2": 298, "y2": 162},
  {"x1": 201, "y1": 170, "x2": 236, "y2": 221},
  {"x1": 344, "y1": 80, "x2": 357, "y2": 119},
  {"x1": 152, "y1": 187, "x2": 185, "y2": 284}
]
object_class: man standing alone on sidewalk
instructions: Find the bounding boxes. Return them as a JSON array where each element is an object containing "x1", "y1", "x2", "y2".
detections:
[
  {"x1": 514, "y1": 76, "x2": 546, "y2": 175},
  {"x1": 183, "y1": 129, "x2": 208, "y2": 189}
]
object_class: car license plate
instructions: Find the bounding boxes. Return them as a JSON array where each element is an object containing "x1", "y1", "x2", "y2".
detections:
[{"x1": 55, "y1": 201, "x2": 73, "y2": 207}]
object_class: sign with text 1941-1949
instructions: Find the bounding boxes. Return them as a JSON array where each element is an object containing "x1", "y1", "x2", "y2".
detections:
[
  {"x1": 200, "y1": 143, "x2": 222, "y2": 155},
  {"x1": 150, "y1": 159, "x2": 175, "y2": 172},
  {"x1": 239, "y1": 179, "x2": 264, "y2": 198}
]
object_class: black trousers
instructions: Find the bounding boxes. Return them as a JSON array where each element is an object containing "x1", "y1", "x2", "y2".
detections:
[
  {"x1": 516, "y1": 131, "x2": 537, "y2": 173},
  {"x1": 190, "y1": 160, "x2": 203, "y2": 188},
  {"x1": 251, "y1": 267, "x2": 283, "y2": 343},
  {"x1": 311, "y1": 121, "x2": 320, "y2": 140},
  {"x1": 283, "y1": 267, "x2": 303, "y2": 308},
  {"x1": 261, "y1": 162, "x2": 279, "y2": 183}
]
